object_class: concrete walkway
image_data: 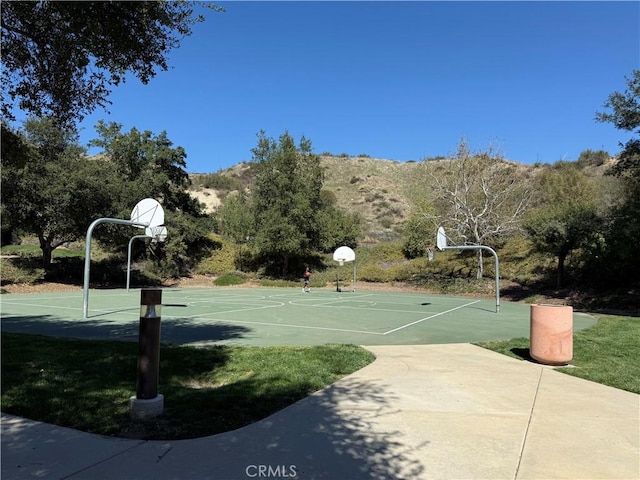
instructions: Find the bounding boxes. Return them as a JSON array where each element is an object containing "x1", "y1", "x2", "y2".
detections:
[{"x1": 2, "y1": 344, "x2": 639, "y2": 480}]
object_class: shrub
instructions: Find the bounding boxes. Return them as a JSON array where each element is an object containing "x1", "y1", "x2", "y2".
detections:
[
  {"x1": 258, "y1": 279, "x2": 300, "y2": 288},
  {"x1": 196, "y1": 234, "x2": 237, "y2": 275},
  {"x1": 196, "y1": 173, "x2": 243, "y2": 191},
  {"x1": 379, "y1": 218, "x2": 393, "y2": 229},
  {"x1": 357, "y1": 242, "x2": 405, "y2": 263},
  {"x1": 0, "y1": 258, "x2": 45, "y2": 285},
  {"x1": 213, "y1": 272, "x2": 246, "y2": 286},
  {"x1": 357, "y1": 264, "x2": 395, "y2": 283},
  {"x1": 576, "y1": 149, "x2": 610, "y2": 168}
]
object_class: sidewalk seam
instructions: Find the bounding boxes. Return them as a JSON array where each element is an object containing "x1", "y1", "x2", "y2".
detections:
[
  {"x1": 59, "y1": 440, "x2": 146, "y2": 479},
  {"x1": 514, "y1": 367, "x2": 544, "y2": 480}
]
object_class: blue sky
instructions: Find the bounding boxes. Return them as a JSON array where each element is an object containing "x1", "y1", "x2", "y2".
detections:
[{"x1": 77, "y1": 1, "x2": 639, "y2": 173}]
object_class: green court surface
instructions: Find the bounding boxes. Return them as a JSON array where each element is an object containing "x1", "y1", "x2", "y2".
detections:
[{"x1": 0, "y1": 287, "x2": 596, "y2": 346}]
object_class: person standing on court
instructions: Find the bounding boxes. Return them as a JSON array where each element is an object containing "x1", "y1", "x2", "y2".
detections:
[{"x1": 302, "y1": 267, "x2": 311, "y2": 292}]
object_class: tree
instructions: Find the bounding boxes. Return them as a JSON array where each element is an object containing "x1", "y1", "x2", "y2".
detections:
[
  {"x1": 425, "y1": 138, "x2": 532, "y2": 277},
  {"x1": 89, "y1": 121, "x2": 201, "y2": 216},
  {"x1": 216, "y1": 190, "x2": 255, "y2": 271},
  {"x1": 249, "y1": 131, "x2": 360, "y2": 275},
  {"x1": 0, "y1": 124, "x2": 32, "y2": 244},
  {"x1": 1, "y1": 118, "x2": 210, "y2": 274},
  {"x1": 524, "y1": 166, "x2": 602, "y2": 288},
  {"x1": 402, "y1": 212, "x2": 433, "y2": 259},
  {"x1": 595, "y1": 70, "x2": 640, "y2": 286},
  {"x1": 596, "y1": 70, "x2": 640, "y2": 179},
  {"x1": 1, "y1": 1, "x2": 221, "y2": 127},
  {"x1": 88, "y1": 122, "x2": 210, "y2": 277},
  {"x1": 250, "y1": 131, "x2": 324, "y2": 274},
  {"x1": 216, "y1": 191, "x2": 255, "y2": 245},
  {"x1": 315, "y1": 190, "x2": 361, "y2": 252},
  {"x1": 1, "y1": 118, "x2": 121, "y2": 265}
]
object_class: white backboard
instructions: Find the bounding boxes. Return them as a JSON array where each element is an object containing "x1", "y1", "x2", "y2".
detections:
[
  {"x1": 333, "y1": 245, "x2": 356, "y2": 263},
  {"x1": 436, "y1": 227, "x2": 447, "y2": 251},
  {"x1": 131, "y1": 198, "x2": 164, "y2": 228}
]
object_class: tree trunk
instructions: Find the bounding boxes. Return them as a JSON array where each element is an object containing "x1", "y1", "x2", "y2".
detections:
[
  {"x1": 476, "y1": 249, "x2": 484, "y2": 279},
  {"x1": 39, "y1": 236, "x2": 53, "y2": 267}
]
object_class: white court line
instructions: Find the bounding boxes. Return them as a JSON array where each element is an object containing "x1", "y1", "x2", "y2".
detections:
[
  {"x1": 0, "y1": 301, "x2": 82, "y2": 312},
  {"x1": 80, "y1": 302, "x2": 285, "y2": 319},
  {"x1": 288, "y1": 294, "x2": 375, "y2": 307},
  {"x1": 191, "y1": 317, "x2": 385, "y2": 336},
  {"x1": 172, "y1": 302, "x2": 285, "y2": 319},
  {"x1": 3, "y1": 295, "x2": 483, "y2": 337},
  {"x1": 382, "y1": 300, "x2": 481, "y2": 335},
  {"x1": 278, "y1": 293, "x2": 374, "y2": 302},
  {"x1": 289, "y1": 301, "x2": 431, "y2": 315},
  {"x1": 187, "y1": 299, "x2": 280, "y2": 306},
  {"x1": 167, "y1": 300, "x2": 480, "y2": 337},
  {"x1": 177, "y1": 294, "x2": 271, "y2": 301}
]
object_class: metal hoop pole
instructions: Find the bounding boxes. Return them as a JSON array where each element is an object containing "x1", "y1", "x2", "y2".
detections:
[
  {"x1": 83, "y1": 218, "x2": 147, "y2": 318},
  {"x1": 440, "y1": 244, "x2": 500, "y2": 313},
  {"x1": 127, "y1": 235, "x2": 149, "y2": 291}
]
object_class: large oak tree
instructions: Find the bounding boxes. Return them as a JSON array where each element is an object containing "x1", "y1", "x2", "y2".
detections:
[{"x1": 1, "y1": 119, "x2": 121, "y2": 265}]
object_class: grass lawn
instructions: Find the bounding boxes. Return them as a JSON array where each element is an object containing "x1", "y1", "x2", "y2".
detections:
[
  {"x1": 477, "y1": 314, "x2": 640, "y2": 394},
  {"x1": 3, "y1": 314, "x2": 638, "y2": 441},
  {"x1": 1, "y1": 333, "x2": 375, "y2": 440}
]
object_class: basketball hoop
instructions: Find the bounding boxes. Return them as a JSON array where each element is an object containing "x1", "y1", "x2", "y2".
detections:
[{"x1": 333, "y1": 245, "x2": 357, "y2": 292}]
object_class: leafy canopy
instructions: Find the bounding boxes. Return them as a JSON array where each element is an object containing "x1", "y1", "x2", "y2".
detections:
[
  {"x1": 245, "y1": 131, "x2": 360, "y2": 275},
  {"x1": 596, "y1": 70, "x2": 640, "y2": 179},
  {"x1": 524, "y1": 166, "x2": 602, "y2": 288},
  {"x1": 1, "y1": 119, "x2": 121, "y2": 265},
  {"x1": 1, "y1": 1, "x2": 221, "y2": 127},
  {"x1": 595, "y1": 70, "x2": 640, "y2": 286}
]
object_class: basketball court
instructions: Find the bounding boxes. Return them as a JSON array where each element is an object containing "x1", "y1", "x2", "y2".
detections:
[
  {"x1": 1, "y1": 204, "x2": 596, "y2": 347},
  {"x1": 0, "y1": 287, "x2": 596, "y2": 346}
]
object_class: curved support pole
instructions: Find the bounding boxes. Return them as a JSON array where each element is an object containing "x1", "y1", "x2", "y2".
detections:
[
  {"x1": 353, "y1": 262, "x2": 357, "y2": 292},
  {"x1": 83, "y1": 218, "x2": 146, "y2": 318},
  {"x1": 127, "y1": 235, "x2": 151, "y2": 292},
  {"x1": 441, "y1": 245, "x2": 500, "y2": 313}
]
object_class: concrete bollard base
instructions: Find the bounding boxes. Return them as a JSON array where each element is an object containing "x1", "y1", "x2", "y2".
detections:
[{"x1": 129, "y1": 394, "x2": 164, "y2": 420}]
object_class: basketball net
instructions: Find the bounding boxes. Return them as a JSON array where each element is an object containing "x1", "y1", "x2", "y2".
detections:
[
  {"x1": 149, "y1": 226, "x2": 167, "y2": 243},
  {"x1": 338, "y1": 259, "x2": 345, "y2": 266}
]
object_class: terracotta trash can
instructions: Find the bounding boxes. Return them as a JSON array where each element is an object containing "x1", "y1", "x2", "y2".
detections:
[{"x1": 530, "y1": 304, "x2": 573, "y2": 365}]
